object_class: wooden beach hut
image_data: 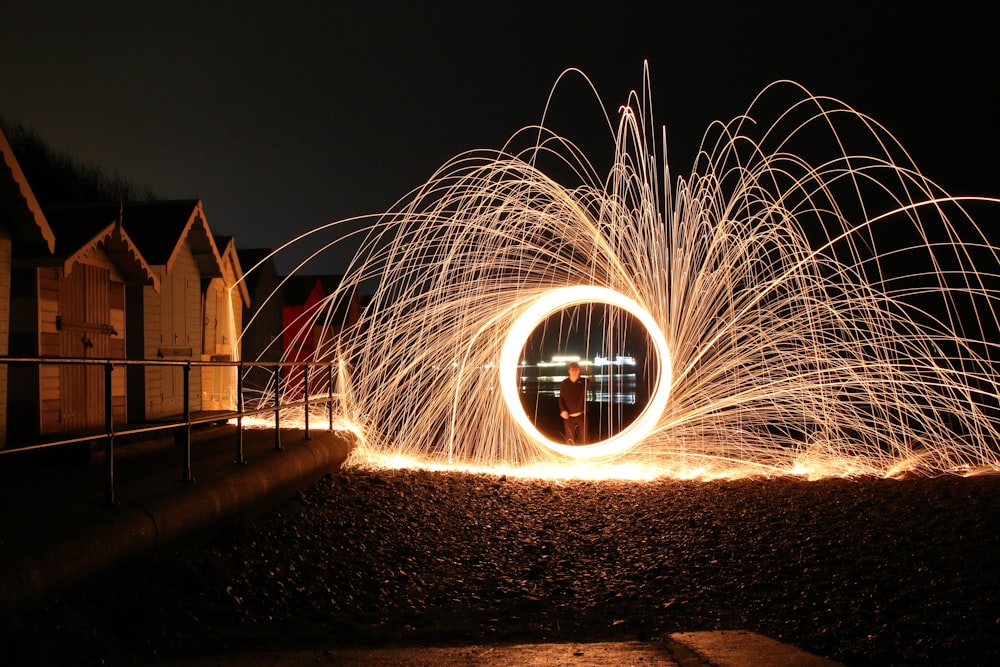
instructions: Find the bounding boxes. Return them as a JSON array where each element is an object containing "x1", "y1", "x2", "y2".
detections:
[
  {"x1": 0, "y1": 127, "x2": 56, "y2": 447},
  {"x1": 279, "y1": 274, "x2": 360, "y2": 397},
  {"x1": 114, "y1": 200, "x2": 225, "y2": 423},
  {"x1": 202, "y1": 235, "x2": 250, "y2": 410},
  {"x1": 235, "y1": 247, "x2": 285, "y2": 394},
  {"x1": 7, "y1": 205, "x2": 157, "y2": 439}
]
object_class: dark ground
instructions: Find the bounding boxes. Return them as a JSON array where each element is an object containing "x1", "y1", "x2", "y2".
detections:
[{"x1": 4, "y1": 467, "x2": 999, "y2": 666}]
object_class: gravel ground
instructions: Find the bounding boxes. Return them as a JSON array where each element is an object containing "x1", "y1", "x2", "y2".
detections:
[{"x1": 5, "y1": 466, "x2": 1000, "y2": 666}]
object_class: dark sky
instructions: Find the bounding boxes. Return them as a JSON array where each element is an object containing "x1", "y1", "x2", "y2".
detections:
[{"x1": 2, "y1": 2, "x2": 998, "y2": 274}]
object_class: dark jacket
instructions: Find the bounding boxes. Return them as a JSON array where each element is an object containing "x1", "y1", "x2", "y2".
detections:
[{"x1": 558, "y1": 377, "x2": 589, "y2": 414}]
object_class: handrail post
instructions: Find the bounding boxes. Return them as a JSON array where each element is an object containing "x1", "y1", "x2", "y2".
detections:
[
  {"x1": 274, "y1": 364, "x2": 283, "y2": 451},
  {"x1": 104, "y1": 362, "x2": 117, "y2": 505},
  {"x1": 303, "y1": 363, "x2": 311, "y2": 440},
  {"x1": 235, "y1": 360, "x2": 245, "y2": 464},
  {"x1": 328, "y1": 362, "x2": 334, "y2": 432},
  {"x1": 182, "y1": 362, "x2": 194, "y2": 482}
]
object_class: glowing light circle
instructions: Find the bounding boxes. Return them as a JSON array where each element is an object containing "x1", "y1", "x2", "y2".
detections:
[{"x1": 499, "y1": 285, "x2": 672, "y2": 460}]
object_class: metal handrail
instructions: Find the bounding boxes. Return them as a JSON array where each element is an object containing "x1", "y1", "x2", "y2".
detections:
[{"x1": 0, "y1": 356, "x2": 342, "y2": 504}]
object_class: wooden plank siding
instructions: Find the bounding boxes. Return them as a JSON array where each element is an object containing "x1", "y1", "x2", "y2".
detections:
[
  {"x1": 37, "y1": 266, "x2": 60, "y2": 433},
  {"x1": 33, "y1": 251, "x2": 129, "y2": 435},
  {"x1": 202, "y1": 283, "x2": 238, "y2": 410},
  {"x1": 1, "y1": 126, "x2": 57, "y2": 447},
  {"x1": 139, "y1": 242, "x2": 203, "y2": 420},
  {"x1": 109, "y1": 281, "x2": 126, "y2": 425},
  {"x1": 202, "y1": 278, "x2": 223, "y2": 409},
  {"x1": 201, "y1": 249, "x2": 244, "y2": 410},
  {"x1": 6, "y1": 266, "x2": 40, "y2": 442}
]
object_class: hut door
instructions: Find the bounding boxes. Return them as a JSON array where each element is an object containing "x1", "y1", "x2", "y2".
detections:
[
  {"x1": 57, "y1": 264, "x2": 110, "y2": 432},
  {"x1": 203, "y1": 283, "x2": 236, "y2": 410},
  {"x1": 156, "y1": 272, "x2": 188, "y2": 416}
]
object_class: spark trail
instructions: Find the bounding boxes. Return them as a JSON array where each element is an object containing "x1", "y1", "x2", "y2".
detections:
[{"x1": 247, "y1": 70, "x2": 1000, "y2": 480}]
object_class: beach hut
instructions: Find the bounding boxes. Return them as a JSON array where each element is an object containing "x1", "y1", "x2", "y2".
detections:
[
  {"x1": 8, "y1": 206, "x2": 157, "y2": 439},
  {"x1": 202, "y1": 235, "x2": 250, "y2": 410},
  {"x1": 121, "y1": 200, "x2": 224, "y2": 421},
  {"x1": 0, "y1": 127, "x2": 56, "y2": 447},
  {"x1": 235, "y1": 247, "x2": 285, "y2": 395},
  {"x1": 279, "y1": 274, "x2": 360, "y2": 397}
]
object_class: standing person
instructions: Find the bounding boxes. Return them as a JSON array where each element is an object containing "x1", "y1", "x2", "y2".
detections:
[{"x1": 558, "y1": 361, "x2": 589, "y2": 444}]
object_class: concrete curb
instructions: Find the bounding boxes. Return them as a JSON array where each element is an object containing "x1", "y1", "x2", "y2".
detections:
[{"x1": 0, "y1": 429, "x2": 353, "y2": 609}]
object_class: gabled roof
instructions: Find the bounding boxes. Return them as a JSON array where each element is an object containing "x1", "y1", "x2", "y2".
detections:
[
  {"x1": 235, "y1": 247, "x2": 277, "y2": 299},
  {"x1": 279, "y1": 274, "x2": 344, "y2": 307},
  {"x1": 279, "y1": 273, "x2": 358, "y2": 328},
  {"x1": 213, "y1": 234, "x2": 250, "y2": 306},
  {"x1": 124, "y1": 200, "x2": 224, "y2": 278},
  {"x1": 41, "y1": 199, "x2": 224, "y2": 279},
  {"x1": 0, "y1": 127, "x2": 56, "y2": 253},
  {"x1": 38, "y1": 209, "x2": 159, "y2": 289}
]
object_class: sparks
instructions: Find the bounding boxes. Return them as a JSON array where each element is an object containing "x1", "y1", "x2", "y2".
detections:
[{"x1": 246, "y1": 70, "x2": 1000, "y2": 480}]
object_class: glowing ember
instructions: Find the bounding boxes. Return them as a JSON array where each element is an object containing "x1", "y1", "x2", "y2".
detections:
[{"x1": 243, "y1": 71, "x2": 1000, "y2": 480}]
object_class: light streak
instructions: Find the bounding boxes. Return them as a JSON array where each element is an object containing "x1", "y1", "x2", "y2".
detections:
[
  {"x1": 498, "y1": 285, "x2": 671, "y2": 459},
  {"x1": 245, "y1": 70, "x2": 1000, "y2": 480}
]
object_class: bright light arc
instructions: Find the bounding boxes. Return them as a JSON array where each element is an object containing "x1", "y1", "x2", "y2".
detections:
[
  {"x1": 252, "y1": 75, "x2": 1000, "y2": 479},
  {"x1": 499, "y1": 285, "x2": 672, "y2": 460}
]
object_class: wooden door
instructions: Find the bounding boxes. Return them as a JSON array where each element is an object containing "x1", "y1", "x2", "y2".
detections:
[
  {"x1": 156, "y1": 272, "x2": 187, "y2": 416},
  {"x1": 56, "y1": 265, "x2": 110, "y2": 432}
]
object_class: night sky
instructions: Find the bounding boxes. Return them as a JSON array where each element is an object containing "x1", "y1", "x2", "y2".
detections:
[{"x1": 2, "y1": 2, "x2": 998, "y2": 274}]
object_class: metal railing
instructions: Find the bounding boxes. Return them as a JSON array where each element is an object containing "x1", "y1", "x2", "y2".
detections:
[{"x1": 0, "y1": 356, "x2": 342, "y2": 504}]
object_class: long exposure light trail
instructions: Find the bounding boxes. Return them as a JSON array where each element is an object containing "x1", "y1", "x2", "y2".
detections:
[
  {"x1": 499, "y1": 285, "x2": 671, "y2": 460},
  {"x1": 244, "y1": 70, "x2": 1000, "y2": 480}
]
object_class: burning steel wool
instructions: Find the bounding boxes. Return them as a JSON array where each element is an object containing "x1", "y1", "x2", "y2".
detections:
[{"x1": 240, "y1": 70, "x2": 1000, "y2": 480}]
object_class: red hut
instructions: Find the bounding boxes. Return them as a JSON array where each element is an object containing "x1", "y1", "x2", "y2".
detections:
[{"x1": 279, "y1": 274, "x2": 360, "y2": 397}]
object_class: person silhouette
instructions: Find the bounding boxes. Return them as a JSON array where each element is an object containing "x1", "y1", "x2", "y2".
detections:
[{"x1": 558, "y1": 361, "x2": 589, "y2": 444}]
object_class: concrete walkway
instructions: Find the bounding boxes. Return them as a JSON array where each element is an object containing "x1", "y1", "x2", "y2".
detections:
[{"x1": 0, "y1": 424, "x2": 353, "y2": 609}]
